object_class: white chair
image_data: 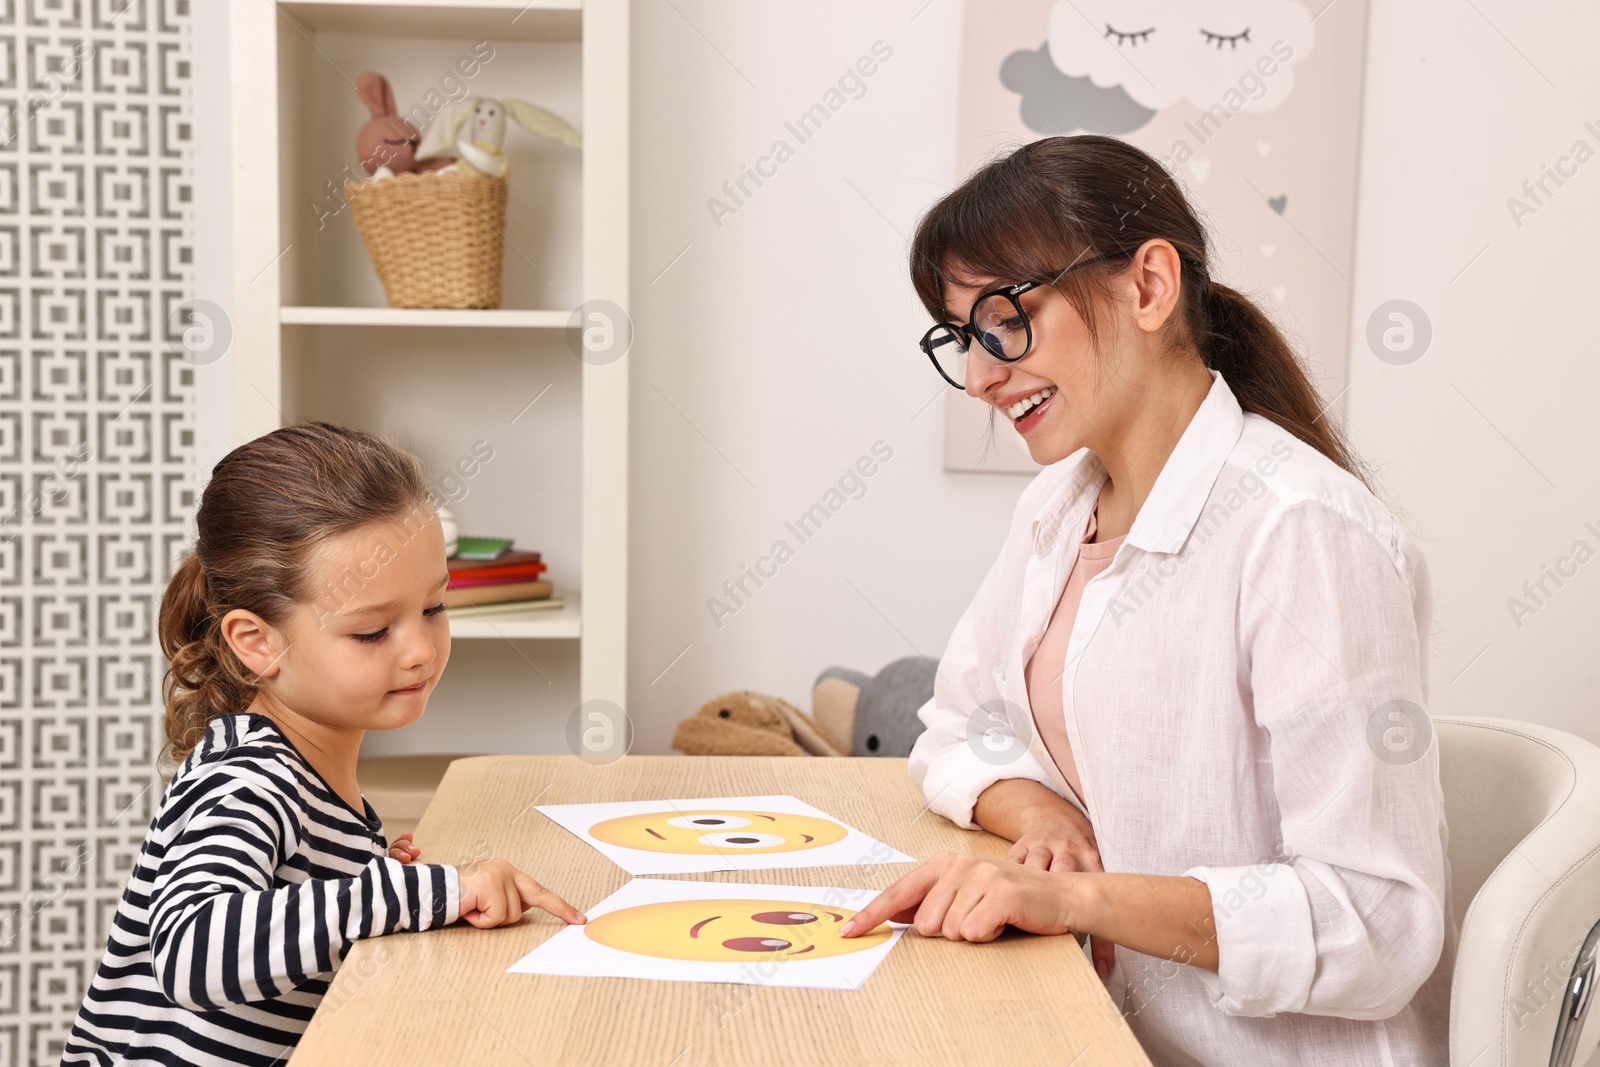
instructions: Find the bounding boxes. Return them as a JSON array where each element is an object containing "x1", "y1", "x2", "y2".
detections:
[{"x1": 1438, "y1": 716, "x2": 1600, "y2": 1066}]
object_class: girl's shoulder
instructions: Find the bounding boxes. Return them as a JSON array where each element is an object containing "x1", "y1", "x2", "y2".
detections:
[{"x1": 163, "y1": 713, "x2": 311, "y2": 808}]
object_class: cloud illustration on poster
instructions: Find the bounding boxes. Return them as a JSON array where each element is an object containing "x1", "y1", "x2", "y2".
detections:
[
  {"x1": 1046, "y1": 0, "x2": 1314, "y2": 113},
  {"x1": 1000, "y1": 42, "x2": 1157, "y2": 135}
]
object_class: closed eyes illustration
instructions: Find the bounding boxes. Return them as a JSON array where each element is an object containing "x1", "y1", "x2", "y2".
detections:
[
  {"x1": 1104, "y1": 24, "x2": 1155, "y2": 48},
  {"x1": 1103, "y1": 25, "x2": 1255, "y2": 51},
  {"x1": 584, "y1": 899, "x2": 891, "y2": 962},
  {"x1": 1047, "y1": 1, "x2": 1314, "y2": 112},
  {"x1": 587, "y1": 810, "x2": 850, "y2": 855}
]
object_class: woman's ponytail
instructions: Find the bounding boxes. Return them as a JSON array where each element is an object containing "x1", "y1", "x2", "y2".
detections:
[{"x1": 1193, "y1": 280, "x2": 1366, "y2": 482}]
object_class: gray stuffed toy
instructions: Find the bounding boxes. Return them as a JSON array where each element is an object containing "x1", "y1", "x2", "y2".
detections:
[{"x1": 811, "y1": 656, "x2": 937, "y2": 757}]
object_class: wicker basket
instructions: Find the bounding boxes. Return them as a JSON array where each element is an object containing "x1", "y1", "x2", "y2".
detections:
[{"x1": 345, "y1": 169, "x2": 507, "y2": 309}]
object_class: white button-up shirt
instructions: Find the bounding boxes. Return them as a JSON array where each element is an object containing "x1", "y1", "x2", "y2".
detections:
[{"x1": 909, "y1": 370, "x2": 1456, "y2": 1066}]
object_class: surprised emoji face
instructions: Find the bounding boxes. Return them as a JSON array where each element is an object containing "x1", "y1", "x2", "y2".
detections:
[{"x1": 587, "y1": 810, "x2": 849, "y2": 855}]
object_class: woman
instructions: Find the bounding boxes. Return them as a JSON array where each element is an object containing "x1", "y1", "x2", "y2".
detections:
[{"x1": 841, "y1": 136, "x2": 1455, "y2": 1065}]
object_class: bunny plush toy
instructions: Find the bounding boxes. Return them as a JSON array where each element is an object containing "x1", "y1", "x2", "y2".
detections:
[
  {"x1": 416, "y1": 96, "x2": 582, "y2": 179},
  {"x1": 355, "y1": 70, "x2": 453, "y2": 179}
]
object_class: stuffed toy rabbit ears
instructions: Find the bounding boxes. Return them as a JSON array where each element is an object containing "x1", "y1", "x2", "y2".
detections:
[
  {"x1": 416, "y1": 96, "x2": 582, "y2": 162},
  {"x1": 356, "y1": 71, "x2": 398, "y2": 120}
]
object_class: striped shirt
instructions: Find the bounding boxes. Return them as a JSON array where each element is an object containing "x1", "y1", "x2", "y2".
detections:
[{"x1": 62, "y1": 712, "x2": 461, "y2": 1066}]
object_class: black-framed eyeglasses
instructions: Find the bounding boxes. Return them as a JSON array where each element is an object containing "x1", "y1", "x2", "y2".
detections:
[{"x1": 918, "y1": 247, "x2": 1194, "y2": 389}]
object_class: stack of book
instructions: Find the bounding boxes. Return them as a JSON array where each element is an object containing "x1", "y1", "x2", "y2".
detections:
[{"x1": 444, "y1": 538, "x2": 561, "y2": 615}]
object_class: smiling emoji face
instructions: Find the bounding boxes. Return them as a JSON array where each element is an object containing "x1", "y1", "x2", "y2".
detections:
[
  {"x1": 587, "y1": 810, "x2": 849, "y2": 855},
  {"x1": 584, "y1": 899, "x2": 890, "y2": 962}
]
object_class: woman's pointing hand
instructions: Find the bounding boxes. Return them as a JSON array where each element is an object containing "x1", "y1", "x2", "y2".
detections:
[{"x1": 840, "y1": 851, "x2": 1080, "y2": 943}]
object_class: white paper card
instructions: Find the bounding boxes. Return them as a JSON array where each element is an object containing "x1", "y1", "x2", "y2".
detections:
[
  {"x1": 534, "y1": 794, "x2": 917, "y2": 875},
  {"x1": 507, "y1": 878, "x2": 906, "y2": 990}
]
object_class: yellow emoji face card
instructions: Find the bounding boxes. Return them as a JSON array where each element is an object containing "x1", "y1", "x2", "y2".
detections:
[
  {"x1": 587, "y1": 810, "x2": 849, "y2": 855},
  {"x1": 508, "y1": 879, "x2": 906, "y2": 990},
  {"x1": 535, "y1": 794, "x2": 917, "y2": 875},
  {"x1": 583, "y1": 898, "x2": 892, "y2": 962}
]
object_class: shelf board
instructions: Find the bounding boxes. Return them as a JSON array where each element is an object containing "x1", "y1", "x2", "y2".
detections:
[
  {"x1": 448, "y1": 595, "x2": 580, "y2": 639},
  {"x1": 281, "y1": 307, "x2": 571, "y2": 328},
  {"x1": 278, "y1": 1, "x2": 582, "y2": 42}
]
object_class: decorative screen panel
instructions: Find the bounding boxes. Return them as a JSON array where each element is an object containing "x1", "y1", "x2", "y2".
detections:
[{"x1": 0, "y1": 0, "x2": 196, "y2": 1061}]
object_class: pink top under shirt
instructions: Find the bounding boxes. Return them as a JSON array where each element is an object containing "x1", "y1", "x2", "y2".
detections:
[{"x1": 1022, "y1": 488, "x2": 1125, "y2": 813}]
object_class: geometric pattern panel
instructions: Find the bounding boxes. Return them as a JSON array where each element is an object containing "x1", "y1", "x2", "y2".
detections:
[{"x1": 0, "y1": 0, "x2": 195, "y2": 1060}]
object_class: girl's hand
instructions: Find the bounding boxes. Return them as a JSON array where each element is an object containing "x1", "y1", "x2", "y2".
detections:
[
  {"x1": 455, "y1": 858, "x2": 586, "y2": 930},
  {"x1": 1007, "y1": 804, "x2": 1118, "y2": 980},
  {"x1": 840, "y1": 851, "x2": 1079, "y2": 943},
  {"x1": 388, "y1": 832, "x2": 420, "y2": 864}
]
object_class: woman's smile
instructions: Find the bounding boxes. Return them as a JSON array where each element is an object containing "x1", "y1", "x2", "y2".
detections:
[{"x1": 999, "y1": 385, "x2": 1058, "y2": 435}]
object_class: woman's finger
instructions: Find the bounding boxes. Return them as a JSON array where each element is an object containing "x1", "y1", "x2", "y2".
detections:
[
  {"x1": 841, "y1": 860, "x2": 944, "y2": 936},
  {"x1": 1006, "y1": 840, "x2": 1029, "y2": 864},
  {"x1": 1090, "y1": 934, "x2": 1117, "y2": 980},
  {"x1": 913, "y1": 871, "x2": 962, "y2": 938},
  {"x1": 941, "y1": 878, "x2": 989, "y2": 941},
  {"x1": 957, "y1": 890, "x2": 1010, "y2": 943},
  {"x1": 1022, "y1": 845, "x2": 1054, "y2": 870},
  {"x1": 1049, "y1": 843, "x2": 1098, "y2": 873}
]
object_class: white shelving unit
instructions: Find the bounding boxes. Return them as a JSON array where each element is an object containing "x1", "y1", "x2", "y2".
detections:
[
  {"x1": 446, "y1": 594, "x2": 582, "y2": 639},
  {"x1": 280, "y1": 306, "x2": 572, "y2": 328},
  {"x1": 227, "y1": 0, "x2": 629, "y2": 736}
]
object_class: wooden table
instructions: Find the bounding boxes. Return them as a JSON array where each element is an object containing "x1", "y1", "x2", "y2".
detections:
[{"x1": 291, "y1": 756, "x2": 1153, "y2": 1066}]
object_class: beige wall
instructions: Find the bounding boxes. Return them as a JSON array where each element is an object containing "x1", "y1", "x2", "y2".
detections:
[
  {"x1": 627, "y1": 1, "x2": 1027, "y2": 753},
  {"x1": 1345, "y1": 0, "x2": 1599, "y2": 745}
]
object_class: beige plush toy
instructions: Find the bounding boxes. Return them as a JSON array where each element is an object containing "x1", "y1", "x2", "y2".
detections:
[
  {"x1": 672, "y1": 691, "x2": 846, "y2": 757},
  {"x1": 415, "y1": 96, "x2": 581, "y2": 179}
]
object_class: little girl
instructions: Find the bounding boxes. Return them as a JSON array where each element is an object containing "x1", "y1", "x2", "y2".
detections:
[{"x1": 61, "y1": 423, "x2": 584, "y2": 1067}]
